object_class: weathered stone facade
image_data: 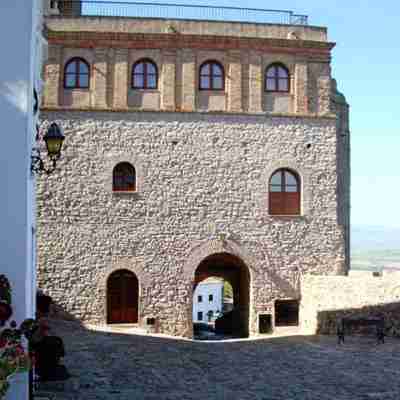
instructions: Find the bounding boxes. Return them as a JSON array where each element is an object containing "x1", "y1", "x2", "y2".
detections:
[{"x1": 38, "y1": 8, "x2": 350, "y2": 338}]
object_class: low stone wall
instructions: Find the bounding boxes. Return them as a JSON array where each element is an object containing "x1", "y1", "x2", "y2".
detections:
[{"x1": 300, "y1": 274, "x2": 400, "y2": 336}]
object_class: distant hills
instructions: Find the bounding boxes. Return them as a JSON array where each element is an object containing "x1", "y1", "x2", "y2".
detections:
[{"x1": 351, "y1": 225, "x2": 400, "y2": 271}]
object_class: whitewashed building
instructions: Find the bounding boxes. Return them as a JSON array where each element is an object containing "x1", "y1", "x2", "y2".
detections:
[
  {"x1": 0, "y1": 1, "x2": 46, "y2": 399},
  {"x1": 193, "y1": 280, "x2": 224, "y2": 323}
]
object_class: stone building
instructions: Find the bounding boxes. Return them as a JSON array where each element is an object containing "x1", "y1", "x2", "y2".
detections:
[{"x1": 38, "y1": 1, "x2": 350, "y2": 338}]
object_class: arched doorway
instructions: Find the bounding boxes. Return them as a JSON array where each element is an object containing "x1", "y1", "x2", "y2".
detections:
[
  {"x1": 193, "y1": 253, "x2": 250, "y2": 338},
  {"x1": 107, "y1": 269, "x2": 139, "y2": 324}
]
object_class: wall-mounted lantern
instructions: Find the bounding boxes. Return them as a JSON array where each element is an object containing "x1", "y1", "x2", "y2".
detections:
[{"x1": 31, "y1": 122, "x2": 65, "y2": 175}]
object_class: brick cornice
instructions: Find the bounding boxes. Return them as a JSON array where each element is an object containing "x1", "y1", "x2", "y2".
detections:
[
  {"x1": 46, "y1": 29, "x2": 334, "y2": 58},
  {"x1": 40, "y1": 106, "x2": 338, "y2": 120}
]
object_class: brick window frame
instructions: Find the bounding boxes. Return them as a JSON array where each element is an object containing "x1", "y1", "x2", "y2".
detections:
[
  {"x1": 199, "y1": 60, "x2": 225, "y2": 91},
  {"x1": 64, "y1": 57, "x2": 90, "y2": 89},
  {"x1": 269, "y1": 168, "x2": 300, "y2": 215},
  {"x1": 265, "y1": 63, "x2": 290, "y2": 93},
  {"x1": 131, "y1": 58, "x2": 158, "y2": 90}
]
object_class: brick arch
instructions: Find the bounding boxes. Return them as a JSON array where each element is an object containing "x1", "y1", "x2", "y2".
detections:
[
  {"x1": 183, "y1": 238, "x2": 257, "y2": 280},
  {"x1": 261, "y1": 160, "x2": 311, "y2": 216},
  {"x1": 100, "y1": 257, "x2": 149, "y2": 324}
]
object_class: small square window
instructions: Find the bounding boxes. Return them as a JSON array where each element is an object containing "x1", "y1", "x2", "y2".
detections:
[
  {"x1": 147, "y1": 75, "x2": 157, "y2": 89},
  {"x1": 198, "y1": 295, "x2": 202, "y2": 303},
  {"x1": 65, "y1": 75, "x2": 77, "y2": 88},
  {"x1": 79, "y1": 74, "x2": 89, "y2": 88},
  {"x1": 200, "y1": 76, "x2": 210, "y2": 89},
  {"x1": 278, "y1": 78, "x2": 289, "y2": 92},
  {"x1": 209, "y1": 294, "x2": 213, "y2": 302},
  {"x1": 213, "y1": 77, "x2": 223, "y2": 90}
]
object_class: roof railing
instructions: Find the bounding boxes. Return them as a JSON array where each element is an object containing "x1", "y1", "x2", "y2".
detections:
[{"x1": 49, "y1": 1, "x2": 308, "y2": 25}]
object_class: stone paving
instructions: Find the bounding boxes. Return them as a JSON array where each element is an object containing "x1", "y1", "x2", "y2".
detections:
[{"x1": 37, "y1": 320, "x2": 400, "y2": 400}]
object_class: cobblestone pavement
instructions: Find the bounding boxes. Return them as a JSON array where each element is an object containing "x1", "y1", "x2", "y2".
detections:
[{"x1": 38, "y1": 320, "x2": 400, "y2": 400}]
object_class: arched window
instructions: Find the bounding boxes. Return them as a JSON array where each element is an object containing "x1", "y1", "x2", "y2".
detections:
[
  {"x1": 132, "y1": 59, "x2": 158, "y2": 89},
  {"x1": 64, "y1": 58, "x2": 90, "y2": 89},
  {"x1": 199, "y1": 60, "x2": 225, "y2": 90},
  {"x1": 113, "y1": 162, "x2": 136, "y2": 192},
  {"x1": 265, "y1": 63, "x2": 290, "y2": 92},
  {"x1": 269, "y1": 169, "x2": 300, "y2": 215}
]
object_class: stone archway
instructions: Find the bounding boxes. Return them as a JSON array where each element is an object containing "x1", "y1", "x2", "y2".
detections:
[
  {"x1": 107, "y1": 269, "x2": 139, "y2": 324},
  {"x1": 184, "y1": 238, "x2": 256, "y2": 338},
  {"x1": 193, "y1": 252, "x2": 251, "y2": 337}
]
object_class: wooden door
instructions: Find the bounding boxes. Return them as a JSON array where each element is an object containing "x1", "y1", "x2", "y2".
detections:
[{"x1": 107, "y1": 270, "x2": 138, "y2": 324}]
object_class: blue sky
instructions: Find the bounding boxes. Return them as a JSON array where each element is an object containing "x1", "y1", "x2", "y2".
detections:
[{"x1": 98, "y1": 1, "x2": 400, "y2": 228}]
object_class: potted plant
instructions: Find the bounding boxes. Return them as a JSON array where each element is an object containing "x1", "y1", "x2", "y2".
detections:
[
  {"x1": 0, "y1": 322, "x2": 31, "y2": 399},
  {"x1": 0, "y1": 275, "x2": 37, "y2": 399}
]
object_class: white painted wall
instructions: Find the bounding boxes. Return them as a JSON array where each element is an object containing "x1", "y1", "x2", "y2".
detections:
[
  {"x1": 0, "y1": 1, "x2": 45, "y2": 399},
  {"x1": 193, "y1": 281, "x2": 223, "y2": 323}
]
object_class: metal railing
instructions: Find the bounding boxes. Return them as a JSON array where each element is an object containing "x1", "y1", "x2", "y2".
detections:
[{"x1": 49, "y1": 1, "x2": 308, "y2": 25}]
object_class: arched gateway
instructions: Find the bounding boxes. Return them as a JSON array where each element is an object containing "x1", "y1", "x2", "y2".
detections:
[
  {"x1": 107, "y1": 269, "x2": 139, "y2": 324},
  {"x1": 193, "y1": 252, "x2": 250, "y2": 337}
]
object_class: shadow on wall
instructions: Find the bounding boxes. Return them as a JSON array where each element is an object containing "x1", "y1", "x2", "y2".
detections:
[
  {"x1": 38, "y1": 290, "x2": 83, "y2": 326},
  {"x1": 317, "y1": 302, "x2": 400, "y2": 337}
]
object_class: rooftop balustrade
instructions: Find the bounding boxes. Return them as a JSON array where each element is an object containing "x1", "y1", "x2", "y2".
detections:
[{"x1": 49, "y1": 0, "x2": 308, "y2": 25}]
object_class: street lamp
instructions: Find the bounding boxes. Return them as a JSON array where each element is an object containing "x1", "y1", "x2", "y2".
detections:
[{"x1": 31, "y1": 122, "x2": 65, "y2": 175}]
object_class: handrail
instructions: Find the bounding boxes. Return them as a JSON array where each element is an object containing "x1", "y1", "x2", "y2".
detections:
[{"x1": 49, "y1": 1, "x2": 308, "y2": 25}]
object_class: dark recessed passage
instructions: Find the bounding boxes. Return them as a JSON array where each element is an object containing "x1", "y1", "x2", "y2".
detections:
[{"x1": 259, "y1": 314, "x2": 272, "y2": 334}]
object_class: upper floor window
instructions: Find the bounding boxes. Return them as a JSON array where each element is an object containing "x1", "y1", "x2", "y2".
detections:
[
  {"x1": 132, "y1": 59, "x2": 158, "y2": 89},
  {"x1": 64, "y1": 58, "x2": 90, "y2": 89},
  {"x1": 269, "y1": 169, "x2": 300, "y2": 215},
  {"x1": 265, "y1": 63, "x2": 290, "y2": 93},
  {"x1": 113, "y1": 162, "x2": 136, "y2": 192},
  {"x1": 199, "y1": 61, "x2": 224, "y2": 90}
]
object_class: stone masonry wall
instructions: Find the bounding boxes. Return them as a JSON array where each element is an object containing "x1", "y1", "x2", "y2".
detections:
[
  {"x1": 37, "y1": 110, "x2": 345, "y2": 337},
  {"x1": 300, "y1": 275, "x2": 400, "y2": 336}
]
